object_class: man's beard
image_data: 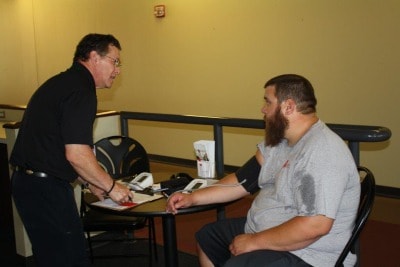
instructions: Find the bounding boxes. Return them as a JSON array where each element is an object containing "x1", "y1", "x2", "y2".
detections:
[{"x1": 265, "y1": 107, "x2": 289, "y2": 147}]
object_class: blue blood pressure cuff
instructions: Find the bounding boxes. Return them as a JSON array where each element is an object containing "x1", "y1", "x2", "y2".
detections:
[{"x1": 235, "y1": 156, "x2": 261, "y2": 194}]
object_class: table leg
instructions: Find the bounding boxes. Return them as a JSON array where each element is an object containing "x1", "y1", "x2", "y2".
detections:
[
  {"x1": 162, "y1": 215, "x2": 178, "y2": 267},
  {"x1": 216, "y1": 206, "x2": 226, "y2": 220}
]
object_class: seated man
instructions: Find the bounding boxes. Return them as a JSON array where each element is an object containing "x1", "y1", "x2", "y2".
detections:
[{"x1": 166, "y1": 74, "x2": 360, "y2": 267}]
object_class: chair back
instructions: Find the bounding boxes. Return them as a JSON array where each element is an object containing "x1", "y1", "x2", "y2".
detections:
[
  {"x1": 94, "y1": 136, "x2": 150, "y2": 179},
  {"x1": 81, "y1": 136, "x2": 156, "y2": 265},
  {"x1": 335, "y1": 166, "x2": 375, "y2": 267}
]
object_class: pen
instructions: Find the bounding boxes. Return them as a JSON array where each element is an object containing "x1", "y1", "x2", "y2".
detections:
[{"x1": 152, "y1": 188, "x2": 169, "y2": 193}]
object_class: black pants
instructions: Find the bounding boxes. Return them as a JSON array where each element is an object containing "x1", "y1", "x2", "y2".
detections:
[
  {"x1": 11, "y1": 171, "x2": 89, "y2": 267},
  {"x1": 196, "y1": 217, "x2": 312, "y2": 267}
]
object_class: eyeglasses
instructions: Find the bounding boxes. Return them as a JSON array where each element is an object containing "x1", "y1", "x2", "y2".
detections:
[{"x1": 104, "y1": 55, "x2": 122, "y2": 67}]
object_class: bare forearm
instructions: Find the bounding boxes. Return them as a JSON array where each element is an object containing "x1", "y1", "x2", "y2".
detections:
[
  {"x1": 191, "y1": 173, "x2": 249, "y2": 205},
  {"x1": 254, "y1": 221, "x2": 321, "y2": 251},
  {"x1": 66, "y1": 144, "x2": 133, "y2": 203},
  {"x1": 230, "y1": 216, "x2": 333, "y2": 256},
  {"x1": 65, "y1": 144, "x2": 113, "y2": 192},
  {"x1": 166, "y1": 173, "x2": 249, "y2": 214}
]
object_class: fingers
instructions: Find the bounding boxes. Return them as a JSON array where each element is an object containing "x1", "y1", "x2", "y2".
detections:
[
  {"x1": 166, "y1": 194, "x2": 178, "y2": 213},
  {"x1": 229, "y1": 243, "x2": 235, "y2": 255},
  {"x1": 166, "y1": 196, "x2": 179, "y2": 214},
  {"x1": 229, "y1": 240, "x2": 239, "y2": 256},
  {"x1": 166, "y1": 193, "x2": 190, "y2": 214},
  {"x1": 110, "y1": 183, "x2": 133, "y2": 203}
]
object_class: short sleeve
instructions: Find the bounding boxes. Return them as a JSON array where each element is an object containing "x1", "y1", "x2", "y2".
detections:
[{"x1": 60, "y1": 88, "x2": 97, "y2": 145}]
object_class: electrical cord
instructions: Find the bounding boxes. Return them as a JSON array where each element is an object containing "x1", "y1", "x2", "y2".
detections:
[
  {"x1": 206, "y1": 179, "x2": 247, "y2": 188},
  {"x1": 165, "y1": 179, "x2": 247, "y2": 199}
]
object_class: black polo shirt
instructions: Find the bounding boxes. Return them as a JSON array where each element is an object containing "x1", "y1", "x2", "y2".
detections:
[{"x1": 10, "y1": 62, "x2": 97, "y2": 182}]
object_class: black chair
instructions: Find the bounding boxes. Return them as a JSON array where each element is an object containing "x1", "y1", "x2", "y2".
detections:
[
  {"x1": 94, "y1": 135, "x2": 150, "y2": 179},
  {"x1": 80, "y1": 136, "x2": 157, "y2": 265},
  {"x1": 335, "y1": 166, "x2": 375, "y2": 267}
]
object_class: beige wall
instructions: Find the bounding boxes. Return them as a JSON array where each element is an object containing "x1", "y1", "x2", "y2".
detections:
[{"x1": 0, "y1": 0, "x2": 399, "y2": 187}]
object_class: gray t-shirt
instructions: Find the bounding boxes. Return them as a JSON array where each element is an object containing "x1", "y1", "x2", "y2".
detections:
[{"x1": 245, "y1": 120, "x2": 360, "y2": 267}]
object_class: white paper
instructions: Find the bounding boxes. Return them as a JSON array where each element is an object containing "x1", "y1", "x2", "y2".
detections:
[
  {"x1": 194, "y1": 140, "x2": 215, "y2": 178},
  {"x1": 91, "y1": 193, "x2": 163, "y2": 211}
]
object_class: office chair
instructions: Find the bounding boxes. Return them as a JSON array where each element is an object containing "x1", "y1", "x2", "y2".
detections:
[
  {"x1": 80, "y1": 136, "x2": 157, "y2": 265},
  {"x1": 335, "y1": 166, "x2": 375, "y2": 267}
]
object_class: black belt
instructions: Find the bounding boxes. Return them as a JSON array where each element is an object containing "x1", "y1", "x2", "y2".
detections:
[{"x1": 14, "y1": 166, "x2": 49, "y2": 178}]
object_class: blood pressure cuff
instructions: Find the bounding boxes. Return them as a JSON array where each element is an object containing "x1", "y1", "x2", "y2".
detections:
[{"x1": 235, "y1": 156, "x2": 261, "y2": 195}]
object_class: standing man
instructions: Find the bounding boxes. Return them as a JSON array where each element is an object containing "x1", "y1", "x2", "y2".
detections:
[
  {"x1": 166, "y1": 74, "x2": 360, "y2": 267},
  {"x1": 10, "y1": 33, "x2": 133, "y2": 267}
]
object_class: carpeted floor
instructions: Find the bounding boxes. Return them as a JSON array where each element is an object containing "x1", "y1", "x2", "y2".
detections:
[
  {"x1": 87, "y1": 233, "x2": 198, "y2": 267},
  {"x1": 359, "y1": 220, "x2": 400, "y2": 267},
  {"x1": 1, "y1": 234, "x2": 198, "y2": 267}
]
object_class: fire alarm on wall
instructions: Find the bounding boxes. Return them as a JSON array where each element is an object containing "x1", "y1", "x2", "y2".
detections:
[{"x1": 154, "y1": 5, "x2": 165, "y2": 18}]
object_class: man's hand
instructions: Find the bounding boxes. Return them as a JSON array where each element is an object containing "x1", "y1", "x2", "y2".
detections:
[
  {"x1": 166, "y1": 192, "x2": 194, "y2": 214},
  {"x1": 229, "y1": 233, "x2": 259, "y2": 256},
  {"x1": 108, "y1": 182, "x2": 133, "y2": 204},
  {"x1": 66, "y1": 144, "x2": 133, "y2": 204},
  {"x1": 87, "y1": 181, "x2": 133, "y2": 204}
]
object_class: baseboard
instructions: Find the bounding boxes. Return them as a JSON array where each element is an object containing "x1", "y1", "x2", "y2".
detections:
[
  {"x1": 376, "y1": 185, "x2": 400, "y2": 199},
  {"x1": 148, "y1": 154, "x2": 400, "y2": 199}
]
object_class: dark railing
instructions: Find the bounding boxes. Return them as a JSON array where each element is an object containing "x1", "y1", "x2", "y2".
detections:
[{"x1": 120, "y1": 111, "x2": 392, "y2": 178}]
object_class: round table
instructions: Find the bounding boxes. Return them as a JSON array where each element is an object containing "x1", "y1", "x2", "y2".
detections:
[{"x1": 84, "y1": 176, "x2": 230, "y2": 267}]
